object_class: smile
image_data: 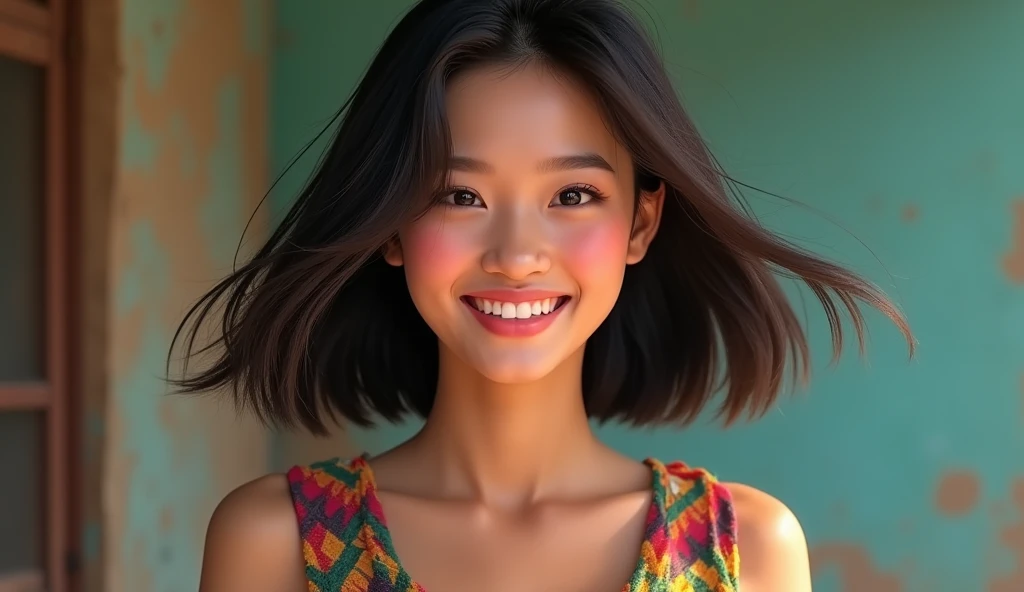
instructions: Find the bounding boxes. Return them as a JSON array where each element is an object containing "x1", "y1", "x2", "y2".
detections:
[
  {"x1": 460, "y1": 291, "x2": 571, "y2": 337},
  {"x1": 467, "y1": 296, "x2": 568, "y2": 319}
]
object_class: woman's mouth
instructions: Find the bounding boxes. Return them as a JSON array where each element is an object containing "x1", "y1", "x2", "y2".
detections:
[
  {"x1": 459, "y1": 292, "x2": 572, "y2": 337},
  {"x1": 462, "y1": 296, "x2": 570, "y2": 320}
]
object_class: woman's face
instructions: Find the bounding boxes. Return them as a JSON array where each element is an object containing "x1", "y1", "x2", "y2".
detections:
[{"x1": 386, "y1": 63, "x2": 663, "y2": 384}]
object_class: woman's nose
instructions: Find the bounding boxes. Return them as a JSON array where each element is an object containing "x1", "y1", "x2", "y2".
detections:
[{"x1": 480, "y1": 212, "x2": 552, "y2": 280}]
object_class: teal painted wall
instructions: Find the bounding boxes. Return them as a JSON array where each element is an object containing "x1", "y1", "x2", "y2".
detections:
[
  {"x1": 270, "y1": 2, "x2": 1024, "y2": 589},
  {"x1": 105, "y1": 0, "x2": 271, "y2": 590}
]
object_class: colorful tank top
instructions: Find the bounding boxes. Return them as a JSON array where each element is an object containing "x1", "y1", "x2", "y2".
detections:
[{"x1": 287, "y1": 456, "x2": 739, "y2": 591}]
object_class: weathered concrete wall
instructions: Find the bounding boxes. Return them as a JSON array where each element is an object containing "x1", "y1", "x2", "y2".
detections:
[
  {"x1": 634, "y1": 3, "x2": 1024, "y2": 590},
  {"x1": 270, "y1": 1, "x2": 1024, "y2": 590},
  {"x1": 97, "y1": 0, "x2": 272, "y2": 590}
]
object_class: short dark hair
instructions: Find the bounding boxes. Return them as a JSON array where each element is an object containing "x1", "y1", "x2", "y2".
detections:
[{"x1": 169, "y1": 0, "x2": 913, "y2": 434}]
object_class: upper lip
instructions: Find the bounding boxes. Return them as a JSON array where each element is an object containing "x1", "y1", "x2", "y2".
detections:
[{"x1": 462, "y1": 289, "x2": 569, "y2": 303}]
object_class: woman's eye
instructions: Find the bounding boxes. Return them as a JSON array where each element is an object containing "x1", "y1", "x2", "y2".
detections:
[
  {"x1": 552, "y1": 188, "x2": 593, "y2": 207},
  {"x1": 447, "y1": 190, "x2": 481, "y2": 207}
]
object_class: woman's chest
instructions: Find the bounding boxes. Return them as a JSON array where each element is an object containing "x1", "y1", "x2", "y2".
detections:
[{"x1": 377, "y1": 492, "x2": 653, "y2": 592}]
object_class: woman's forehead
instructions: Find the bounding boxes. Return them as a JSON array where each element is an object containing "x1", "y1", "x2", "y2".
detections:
[{"x1": 445, "y1": 63, "x2": 627, "y2": 171}]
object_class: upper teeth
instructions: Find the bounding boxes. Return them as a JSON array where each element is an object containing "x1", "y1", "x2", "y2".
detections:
[{"x1": 472, "y1": 298, "x2": 560, "y2": 319}]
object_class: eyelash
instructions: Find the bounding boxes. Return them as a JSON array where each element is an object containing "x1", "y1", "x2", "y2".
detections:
[{"x1": 438, "y1": 184, "x2": 609, "y2": 208}]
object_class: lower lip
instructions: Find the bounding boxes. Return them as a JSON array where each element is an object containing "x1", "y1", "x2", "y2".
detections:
[{"x1": 463, "y1": 298, "x2": 569, "y2": 337}]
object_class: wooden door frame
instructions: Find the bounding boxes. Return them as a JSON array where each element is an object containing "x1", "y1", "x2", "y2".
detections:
[
  {"x1": 1, "y1": 0, "x2": 131, "y2": 589},
  {"x1": 67, "y1": 0, "x2": 120, "y2": 588},
  {"x1": 0, "y1": 1, "x2": 99, "y2": 591},
  {"x1": 0, "y1": 0, "x2": 71, "y2": 591},
  {"x1": 63, "y1": 0, "x2": 120, "y2": 588}
]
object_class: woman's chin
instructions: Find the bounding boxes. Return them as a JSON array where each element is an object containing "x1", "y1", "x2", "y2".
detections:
[{"x1": 461, "y1": 351, "x2": 567, "y2": 386}]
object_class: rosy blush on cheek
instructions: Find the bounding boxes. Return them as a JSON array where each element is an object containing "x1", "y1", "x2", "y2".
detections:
[
  {"x1": 556, "y1": 218, "x2": 632, "y2": 274},
  {"x1": 399, "y1": 218, "x2": 478, "y2": 286}
]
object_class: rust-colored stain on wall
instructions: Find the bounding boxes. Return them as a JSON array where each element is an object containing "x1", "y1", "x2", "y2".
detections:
[
  {"x1": 935, "y1": 469, "x2": 981, "y2": 516},
  {"x1": 1002, "y1": 199, "x2": 1024, "y2": 283},
  {"x1": 989, "y1": 477, "x2": 1024, "y2": 592},
  {"x1": 900, "y1": 204, "x2": 919, "y2": 223},
  {"x1": 810, "y1": 543, "x2": 904, "y2": 592}
]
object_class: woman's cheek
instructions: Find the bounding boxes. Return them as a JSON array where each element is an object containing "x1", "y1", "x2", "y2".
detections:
[
  {"x1": 556, "y1": 217, "x2": 631, "y2": 279},
  {"x1": 400, "y1": 219, "x2": 476, "y2": 289}
]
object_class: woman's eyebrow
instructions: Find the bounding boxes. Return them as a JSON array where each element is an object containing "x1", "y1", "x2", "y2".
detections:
[{"x1": 448, "y1": 152, "x2": 615, "y2": 174}]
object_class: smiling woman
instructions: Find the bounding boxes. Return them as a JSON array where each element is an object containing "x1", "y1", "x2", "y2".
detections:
[{"x1": 169, "y1": 1, "x2": 914, "y2": 591}]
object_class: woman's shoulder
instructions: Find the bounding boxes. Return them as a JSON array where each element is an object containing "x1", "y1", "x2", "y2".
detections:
[
  {"x1": 717, "y1": 480, "x2": 812, "y2": 592},
  {"x1": 206, "y1": 472, "x2": 298, "y2": 542},
  {"x1": 198, "y1": 457, "x2": 371, "y2": 591},
  {"x1": 199, "y1": 472, "x2": 307, "y2": 591},
  {"x1": 653, "y1": 459, "x2": 812, "y2": 591}
]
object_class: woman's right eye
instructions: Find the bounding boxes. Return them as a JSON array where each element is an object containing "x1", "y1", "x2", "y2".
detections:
[{"x1": 445, "y1": 190, "x2": 483, "y2": 207}]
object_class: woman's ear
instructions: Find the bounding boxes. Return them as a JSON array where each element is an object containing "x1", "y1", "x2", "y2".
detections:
[
  {"x1": 383, "y1": 235, "x2": 404, "y2": 266},
  {"x1": 626, "y1": 180, "x2": 665, "y2": 264}
]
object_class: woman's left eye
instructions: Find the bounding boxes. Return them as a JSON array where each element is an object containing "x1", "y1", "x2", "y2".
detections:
[{"x1": 551, "y1": 186, "x2": 600, "y2": 207}]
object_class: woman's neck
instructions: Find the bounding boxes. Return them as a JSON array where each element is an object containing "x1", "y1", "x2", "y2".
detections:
[{"x1": 402, "y1": 343, "x2": 607, "y2": 508}]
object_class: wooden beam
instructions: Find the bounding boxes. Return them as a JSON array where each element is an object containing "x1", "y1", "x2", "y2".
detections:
[
  {"x1": 0, "y1": 384, "x2": 50, "y2": 410},
  {"x1": 44, "y1": 0, "x2": 70, "y2": 586},
  {"x1": 0, "y1": 16, "x2": 48, "y2": 65},
  {"x1": 0, "y1": 570, "x2": 45, "y2": 592},
  {"x1": 0, "y1": 0, "x2": 49, "y2": 31},
  {"x1": 0, "y1": 0, "x2": 51, "y2": 65}
]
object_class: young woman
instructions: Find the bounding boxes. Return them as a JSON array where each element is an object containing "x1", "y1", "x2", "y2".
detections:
[{"x1": 176, "y1": 0, "x2": 912, "y2": 590}]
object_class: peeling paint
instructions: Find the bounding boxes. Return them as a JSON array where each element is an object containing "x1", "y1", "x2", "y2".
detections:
[
  {"x1": 122, "y1": 0, "x2": 184, "y2": 90},
  {"x1": 114, "y1": 222, "x2": 171, "y2": 317},
  {"x1": 106, "y1": 0, "x2": 270, "y2": 590},
  {"x1": 121, "y1": 84, "x2": 159, "y2": 173},
  {"x1": 114, "y1": 319, "x2": 214, "y2": 591},
  {"x1": 1002, "y1": 200, "x2": 1024, "y2": 283},
  {"x1": 242, "y1": 0, "x2": 268, "y2": 55},
  {"x1": 935, "y1": 469, "x2": 981, "y2": 517},
  {"x1": 989, "y1": 478, "x2": 1024, "y2": 592},
  {"x1": 810, "y1": 543, "x2": 904, "y2": 592},
  {"x1": 169, "y1": 114, "x2": 198, "y2": 177},
  {"x1": 201, "y1": 76, "x2": 246, "y2": 268}
]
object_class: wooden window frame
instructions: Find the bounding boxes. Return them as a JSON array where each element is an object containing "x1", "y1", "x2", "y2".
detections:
[{"x1": 0, "y1": 0, "x2": 78, "y2": 591}]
